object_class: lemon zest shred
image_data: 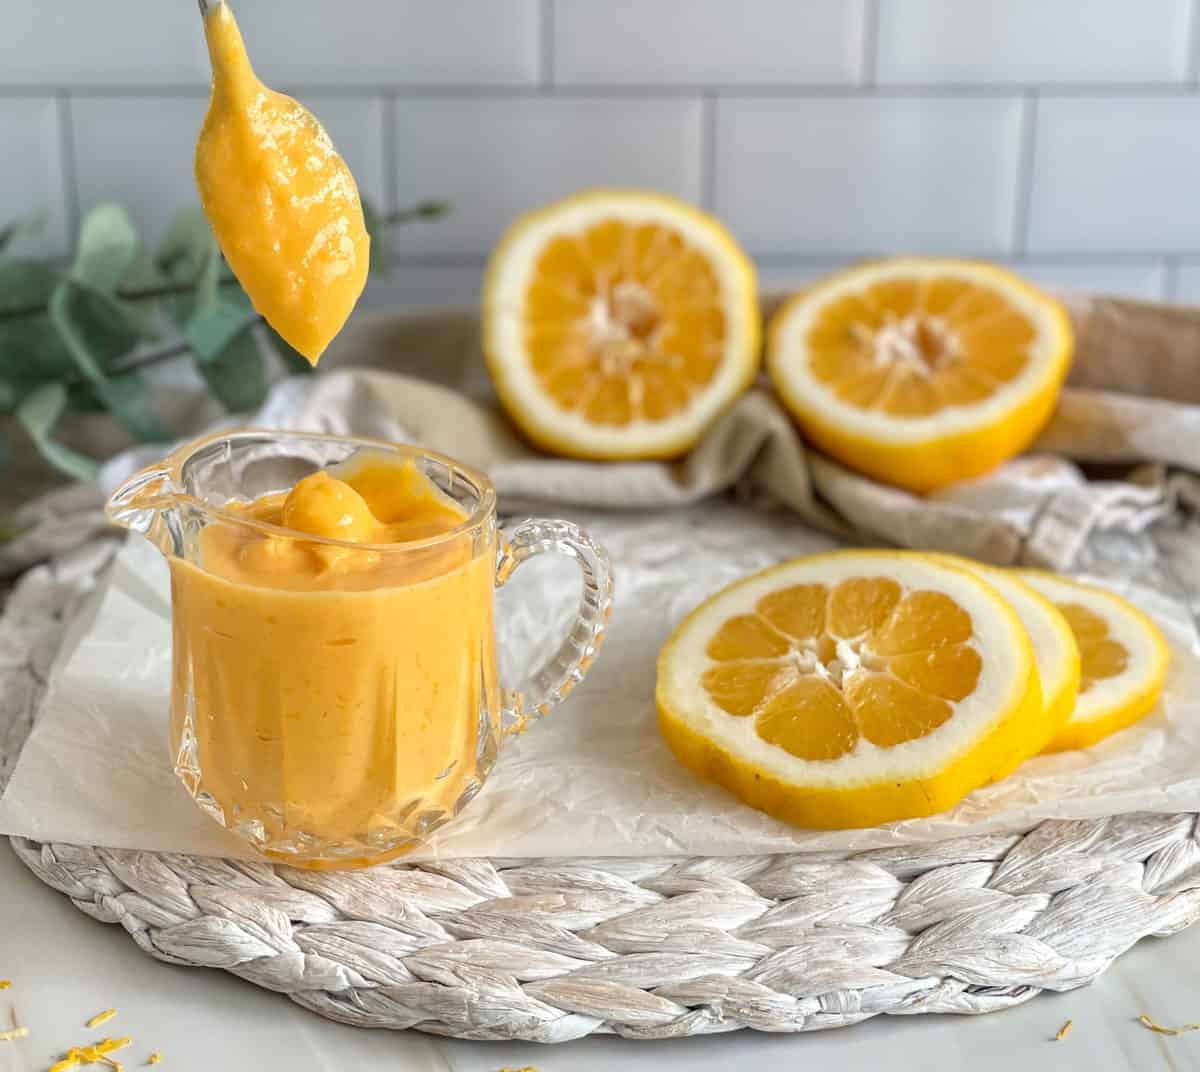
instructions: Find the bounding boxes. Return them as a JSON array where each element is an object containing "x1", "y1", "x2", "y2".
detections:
[
  {"x1": 0, "y1": 980, "x2": 10, "y2": 989},
  {"x1": 0, "y1": 1025, "x2": 29, "y2": 1041},
  {"x1": 49, "y1": 1036, "x2": 133, "y2": 1071},
  {"x1": 1137, "y1": 1013, "x2": 1200, "y2": 1036},
  {"x1": 86, "y1": 1010, "x2": 117, "y2": 1029},
  {"x1": 147, "y1": 1054, "x2": 162, "y2": 1065},
  {"x1": 1054, "y1": 1019, "x2": 1072, "y2": 1041}
]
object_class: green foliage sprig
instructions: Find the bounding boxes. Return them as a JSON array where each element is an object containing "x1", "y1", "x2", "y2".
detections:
[{"x1": 0, "y1": 198, "x2": 448, "y2": 479}]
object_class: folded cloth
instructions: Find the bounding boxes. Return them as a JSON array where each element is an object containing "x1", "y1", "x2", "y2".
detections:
[{"x1": 2, "y1": 293, "x2": 1199, "y2": 580}]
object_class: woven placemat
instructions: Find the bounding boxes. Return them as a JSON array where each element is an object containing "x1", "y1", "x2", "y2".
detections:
[{"x1": 7, "y1": 538, "x2": 1200, "y2": 1041}]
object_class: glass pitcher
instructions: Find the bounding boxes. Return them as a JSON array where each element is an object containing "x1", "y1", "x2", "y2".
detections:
[{"x1": 106, "y1": 430, "x2": 612, "y2": 869}]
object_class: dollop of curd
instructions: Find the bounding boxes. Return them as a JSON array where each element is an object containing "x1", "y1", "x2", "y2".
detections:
[{"x1": 195, "y1": 3, "x2": 369, "y2": 363}]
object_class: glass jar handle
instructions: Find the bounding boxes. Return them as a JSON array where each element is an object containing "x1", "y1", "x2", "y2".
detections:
[{"x1": 495, "y1": 518, "x2": 613, "y2": 738}]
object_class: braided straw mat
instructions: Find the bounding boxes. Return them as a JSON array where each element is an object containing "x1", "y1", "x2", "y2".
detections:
[{"x1": 3, "y1": 535, "x2": 1200, "y2": 1041}]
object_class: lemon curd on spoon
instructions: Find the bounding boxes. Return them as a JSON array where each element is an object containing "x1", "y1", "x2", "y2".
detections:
[{"x1": 195, "y1": 1, "x2": 369, "y2": 363}]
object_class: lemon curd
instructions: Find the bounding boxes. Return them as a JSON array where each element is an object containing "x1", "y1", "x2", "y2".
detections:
[
  {"x1": 195, "y1": 2, "x2": 369, "y2": 363},
  {"x1": 169, "y1": 456, "x2": 499, "y2": 863}
]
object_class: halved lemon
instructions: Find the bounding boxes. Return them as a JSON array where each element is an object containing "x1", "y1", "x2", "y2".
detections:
[
  {"x1": 930, "y1": 556, "x2": 1080, "y2": 775},
  {"x1": 482, "y1": 189, "x2": 760, "y2": 460},
  {"x1": 1017, "y1": 571, "x2": 1169, "y2": 752},
  {"x1": 656, "y1": 551, "x2": 1042, "y2": 829},
  {"x1": 767, "y1": 258, "x2": 1073, "y2": 492}
]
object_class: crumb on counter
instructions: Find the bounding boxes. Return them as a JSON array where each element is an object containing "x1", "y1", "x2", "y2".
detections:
[{"x1": 0, "y1": 1025, "x2": 29, "y2": 1042}]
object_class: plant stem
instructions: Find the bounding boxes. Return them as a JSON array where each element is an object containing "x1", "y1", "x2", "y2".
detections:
[
  {"x1": 0, "y1": 199, "x2": 448, "y2": 323},
  {"x1": 384, "y1": 199, "x2": 450, "y2": 226},
  {"x1": 0, "y1": 273, "x2": 242, "y2": 323},
  {"x1": 60, "y1": 314, "x2": 265, "y2": 387}
]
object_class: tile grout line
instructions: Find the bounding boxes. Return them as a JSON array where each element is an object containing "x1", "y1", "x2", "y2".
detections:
[
  {"x1": 539, "y1": 0, "x2": 555, "y2": 88},
  {"x1": 1163, "y1": 257, "x2": 1181, "y2": 303},
  {"x1": 4, "y1": 81, "x2": 1199, "y2": 100},
  {"x1": 700, "y1": 93, "x2": 717, "y2": 211},
  {"x1": 384, "y1": 91, "x2": 403, "y2": 218},
  {"x1": 386, "y1": 252, "x2": 1191, "y2": 269},
  {"x1": 1187, "y1": 0, "x2": 1200, "y2": 85},
  {"x1": 859, "y1": 0, "x2": 881, "y2": 87},
  {"x1": 1009, "y1": 89, "x2": 1039, "y2": 258},
  {"x1": 55, "y1": 91, "x2": 80, "y2": 244}
]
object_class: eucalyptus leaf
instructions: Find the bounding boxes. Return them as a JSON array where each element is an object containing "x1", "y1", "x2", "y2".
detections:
[
  {"x1": 157, "y1": 205, "x2": 213, "y2": 279},
  {"x1": 49, "y1": 281, "x2": 166, "y2": 442},
  {"x1": 192, "y1": 331, "x2": 267, "y2": 412},
  {"x1": 0, "y1": 260, "x2": 74, "y2": 393},
  {"x1": 362, "y1": 197, "x2": 390, "y2": 276},
  {"x1": 52, "y1": 282, "x2": 143, "y2": 370},
  {"x1": 15, "y1": 382, "x2": 98, "y2": 481},
  {"x1": 184, "y1": 300, "x2": 255, "y2": 359},
  {"x1": 158, "y1": 206, "x2": 218, "y2": 325},
  {"x1": 72, "y1": 204, "x2": 139, "y2": 294},
  {"x1": 0, "y1": 211, "x2": 48, "y2": 257},
  {"x1": 265, "y1": 325, "x2": 315, "y2": 375},
  {"x1": 115, "y1": 250, "x2": 171, "y2": 336},
  {"x1": 0, "y1": 259, "x2": 59, "y2": 314}
]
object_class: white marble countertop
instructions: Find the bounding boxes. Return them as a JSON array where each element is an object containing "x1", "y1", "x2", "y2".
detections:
[{"x1": 2, "y1": 841, "x2": 1199, "y2": 1072}]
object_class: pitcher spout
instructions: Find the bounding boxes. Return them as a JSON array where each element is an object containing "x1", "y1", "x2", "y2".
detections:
[{"x1": 106, "y1": 463, "x2": 177, "y2": 541}]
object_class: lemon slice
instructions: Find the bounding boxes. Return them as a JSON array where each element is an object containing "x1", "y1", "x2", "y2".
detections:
[
  {"x1": 767, "y1": 258, "x2": 1073, "y2": 491},
  {"x1": 1017, "y1": 571, "x2": 1169, "y2": 751},
  {"x1": 930, "y1": 556, "x2": 1080, "y2": 775},
  {"x1": 482, "y1": 189, "x2": 760, "y2": 460},
  {"x1": 656, "y1": 551, "x2": 1042, "y2": 829}
]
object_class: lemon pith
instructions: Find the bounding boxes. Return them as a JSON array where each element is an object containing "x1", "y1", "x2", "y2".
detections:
[{"x1": 482, "y1": 189, "x2": 760, "y2": 460}]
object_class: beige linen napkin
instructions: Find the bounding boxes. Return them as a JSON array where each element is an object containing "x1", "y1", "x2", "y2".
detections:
[{"x1": 316, "y1": 292, "x2": 1200, "y2": 572}]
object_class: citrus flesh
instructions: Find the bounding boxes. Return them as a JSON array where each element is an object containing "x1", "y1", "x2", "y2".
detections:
[
  {"x1": 483, "y1": 190, "x2": 760, "y2": 460},
  {"x1": 657, "y1": 551, "x2": 1042, "y2": 829},
  {"x1": 1018, "y1": 571, "x2": 1169, "y2": 752},
  {"x1": 767, "y1": 259, "x2": 1073, "y2": 491}
]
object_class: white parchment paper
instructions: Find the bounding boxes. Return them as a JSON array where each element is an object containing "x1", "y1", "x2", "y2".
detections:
[{"x1": 2, "y1": 497, "x2": 1199, "y2": 862}]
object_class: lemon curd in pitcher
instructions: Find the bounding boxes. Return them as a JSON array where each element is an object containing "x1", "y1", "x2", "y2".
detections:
[{"x1": 169, "y1": 454, "x2": 499, "y2": 866}]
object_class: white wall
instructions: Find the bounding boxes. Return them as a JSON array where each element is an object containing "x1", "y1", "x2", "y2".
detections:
[{"x1": 2, "y1": 0, "x2": 1197, "y2": 308}]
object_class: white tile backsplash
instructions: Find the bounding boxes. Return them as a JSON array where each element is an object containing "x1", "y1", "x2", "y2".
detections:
[
  {"x1": 2, "y1": 1, "x2": 1198, "y2": 305},
  {"x1": 755, "y1": 262, "x2": 854, "y2": 296},
  {"x1": 0, "y1": 98, "x2": 69, "y2": 258},
  {"x1": 1029, "y1": 96, "x2": 1200, "y2": 253},
  {"x1": 552, "y1": 0, "x2": 866, "y2": 85},
  {"x1": 359, "y1": 265, "x2": 484, "y2": 311},
  {"x1": 1170, "y1": 262, "x2": 1200, "y2": 305},
  {"x1": 1008, "y1": 261, "x2": 1168, "y2": 302},
  {"x1": 232, "y1": 1, "x2": 540, "y2": 87},
  {"x1": 877, "y1": 0, "x2": 1192, "y2": 85},
  {"x1": 392, "y1": 97, "x2": 704, "y2": 257},
  {"x1": 70, "y1": 96, "x2": 209, "y2": 247},
  {"x1": 0, "y1": 2, "x2": 207, "y2": 86},
  {"x1": 715, "y1": 96, "x2": 1024, "y2": 255}
]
